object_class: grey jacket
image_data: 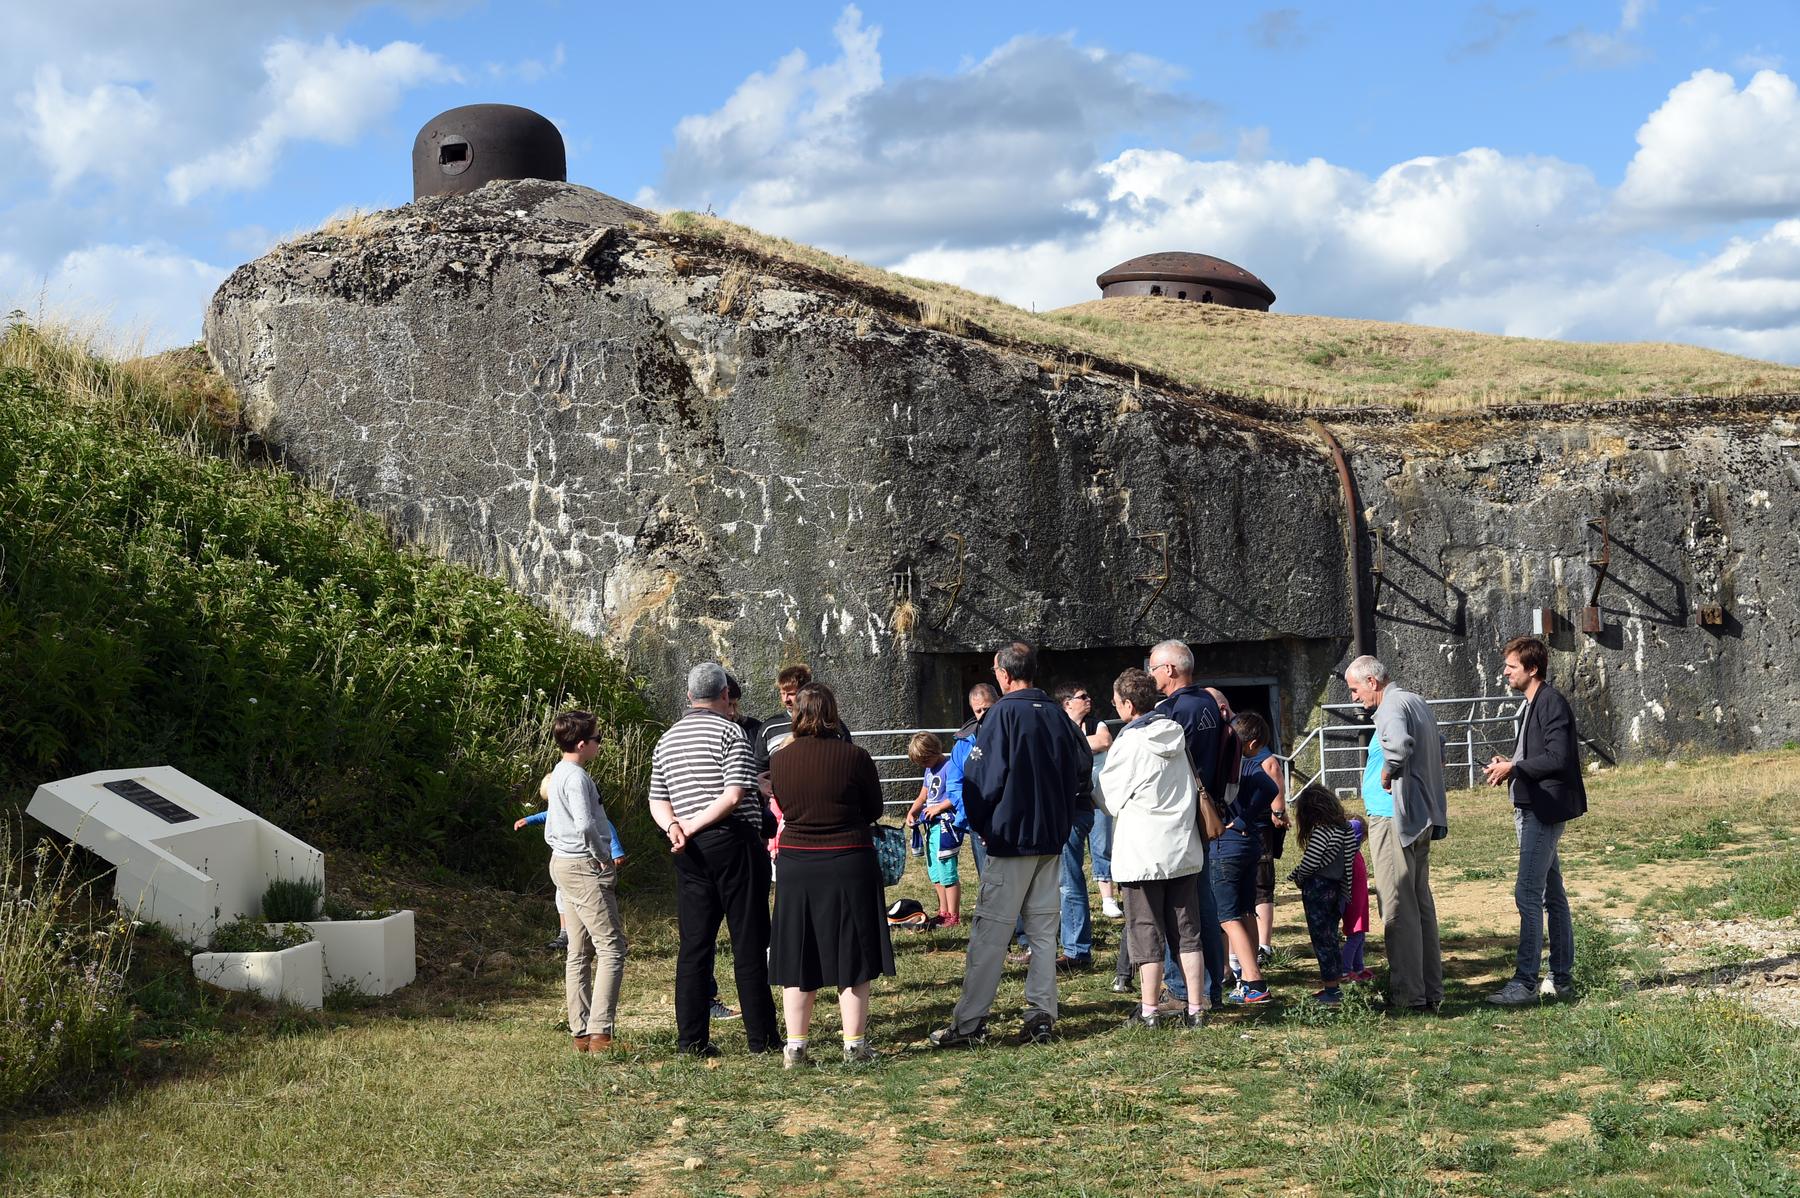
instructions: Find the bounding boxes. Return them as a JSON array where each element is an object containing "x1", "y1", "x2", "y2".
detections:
[{"x1": 1372, "y1": 686, "x2": 1449, "y2": 846}]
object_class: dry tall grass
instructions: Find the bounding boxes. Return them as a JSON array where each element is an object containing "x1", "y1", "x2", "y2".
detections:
[
  {"x1": 0, "y1": 318, "x2": 241, "y2": 452},
  {"x1": 658, "y1": 211, "x2": 1800, "y2": 412}
]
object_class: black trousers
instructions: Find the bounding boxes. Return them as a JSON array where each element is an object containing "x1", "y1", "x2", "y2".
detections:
[{"x1": 674, "y1": 823, "x2": 778, "y2": 1051}]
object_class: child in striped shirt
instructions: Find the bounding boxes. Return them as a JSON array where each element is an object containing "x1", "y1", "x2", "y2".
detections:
[{"x1": 1288, "y1": 785, "x2": 1360, "y2": 1006}]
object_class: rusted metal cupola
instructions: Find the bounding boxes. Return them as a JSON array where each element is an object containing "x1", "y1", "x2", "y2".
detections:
[
  {"x1": 1096, "y1": 252, "x2": 1276, "y2": 311},
  {"x1": 411, "y1": 104, "x2": 566, "y2": 200}
]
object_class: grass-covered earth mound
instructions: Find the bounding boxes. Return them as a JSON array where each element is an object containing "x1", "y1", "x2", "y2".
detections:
[
  {"x1": 658, "y1": 210, "x2": 1800, "y2": 412},
  {"x1": 0, "y1": 318, "x2": 657, "y2": 877}
]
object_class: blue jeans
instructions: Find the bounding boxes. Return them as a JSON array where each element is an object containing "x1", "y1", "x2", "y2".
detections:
[
  {"x1": 971, "y1": 834, "x2": 989, "y2": 878},
  {"x1": 1089, "y1": 805, "x2": 1114, "y2": 883},
  {"x1": 1513, "y1": 807, "x2": 1573, "y2": 988},
  {"x1": 1060, "y1": 807, "x2": 1095, "y2": 960},
  {"x1": 1159, "y1": 859, "x2": 1226, "y2": 1007}
]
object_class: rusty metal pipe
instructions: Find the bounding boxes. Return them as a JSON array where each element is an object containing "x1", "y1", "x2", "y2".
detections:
[{"x1": 1307, "y1": 419, "x2": 1372, "y2": 659}]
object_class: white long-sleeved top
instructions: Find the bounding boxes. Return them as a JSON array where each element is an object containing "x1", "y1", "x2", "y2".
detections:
[{"x1": 544, "y1": 759, "x2": 617, "y2": 861}]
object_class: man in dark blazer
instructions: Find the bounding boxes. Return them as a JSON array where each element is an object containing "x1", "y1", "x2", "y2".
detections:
[{"x1": 1482, "y1": 635, "x2": 1588, "y2": 1005}]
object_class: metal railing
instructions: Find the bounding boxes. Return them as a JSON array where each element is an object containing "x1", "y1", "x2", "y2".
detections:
[
  {"x1": 849, "y1": 727, "x2": 964, "y2": 814},
  {"x1": 1275, "y1": 695, "x2": 1526, "y2": 798}
]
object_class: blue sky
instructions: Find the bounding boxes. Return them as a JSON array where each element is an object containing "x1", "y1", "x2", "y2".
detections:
[{"x1": 7, "y1": 1, "x2": 1800, "y2": 359}]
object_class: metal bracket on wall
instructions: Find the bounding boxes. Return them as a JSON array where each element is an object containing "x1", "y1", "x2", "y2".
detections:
[
  {"x1": 1583, "y1": 516, "x2": 1610, "y2": 634},
  {"x1": 1133, "y1": 531, "x2": 1170, "y2": 626},
  {"x1": 1370, "y1": 528, "x2": 1386, "y2": 581},
  {"x1": 928, "y1": 530, "x2": 967, "y2": 628}
]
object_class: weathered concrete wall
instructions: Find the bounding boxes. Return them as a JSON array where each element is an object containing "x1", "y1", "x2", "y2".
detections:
[
  {"x1": 204, "y1": 179, "x2": 1800, "y2": 759},
  {"x1": 204, "y1": 181, "x2": 1352, "y2": 734},
  {"x1": 1332, "y1": 407, "x2": 1800, "y2": 757}
]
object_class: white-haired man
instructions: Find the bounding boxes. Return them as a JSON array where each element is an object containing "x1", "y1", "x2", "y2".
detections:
[
  {"x1": 1346, "y1": 655, "x2": 1448, "y2": 1014},
  {"x1": 649, "y1": 661, "x2": 779, "y2": 1056}
]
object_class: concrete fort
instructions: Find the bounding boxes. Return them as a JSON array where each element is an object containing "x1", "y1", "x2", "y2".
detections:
[{"x1": 204, "y1": 179, "x2": 1800, "y2": 758}]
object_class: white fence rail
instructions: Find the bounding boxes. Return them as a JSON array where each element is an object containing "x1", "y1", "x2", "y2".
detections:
[{"x1": 850, "y1": 694, "x2": 1526, "y2": 815}]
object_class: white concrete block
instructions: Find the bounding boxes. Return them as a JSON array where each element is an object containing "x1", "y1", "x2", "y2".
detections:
[
  {"x1": 27, "y1": 766, "x2": 323, "y2": 946},
  {"x1": 274, "y1": 911, "x2": 417, "y2": 996},
  {"x1": 191, "y1": 939, "x2": 324, "y2": 1010}
]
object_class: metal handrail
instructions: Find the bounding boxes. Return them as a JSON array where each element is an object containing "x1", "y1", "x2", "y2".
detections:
[{"x1": 1276, "y1": 694, "x2": 1525, "y2": 797}]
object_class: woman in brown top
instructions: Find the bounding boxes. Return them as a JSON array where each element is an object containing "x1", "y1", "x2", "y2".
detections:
[{"x1": 767, "y1": 682, "x2": 894, "y2": 1067}]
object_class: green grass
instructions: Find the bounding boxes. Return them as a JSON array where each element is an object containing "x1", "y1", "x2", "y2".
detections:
[{"x1": 5, "y1": 758, "x2": 1800, "y2": 1195}]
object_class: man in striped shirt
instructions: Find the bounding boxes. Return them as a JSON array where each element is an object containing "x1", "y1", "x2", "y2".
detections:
[{"x1": 649, "y1": 661, "x2": 778, "y2": 1056}]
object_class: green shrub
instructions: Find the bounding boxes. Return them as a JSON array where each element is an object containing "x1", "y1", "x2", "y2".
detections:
[
  {"x1": 1571, "y1": 913, "x2": 1627, "y2": 997},
  {"x1": 0, "y1": 321, "x2": 659, "y2": 881},
  {"x1": 260, "y1": 877, "x2": 322, "y2": 922},
  {"x1": 208, "y1": 918, "x2": 312, "y2": 954},
  {"x1": 0, "y1": 825, "x2": 134, "y2": 1111}
]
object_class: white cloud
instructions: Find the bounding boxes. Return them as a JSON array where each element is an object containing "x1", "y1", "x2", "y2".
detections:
[
  {"x1": 1618, "y1": 69, "x2": 1800, "y2": 221},
  {"x1": 0, "y1": 242, "x2": 228, "y2": 351},
  {"x1": 167, "y1": 36, "x2": 453, "y2": 203},
  {"x1": 643, "y1": 5, "x2": 1206, "y2": 262},
  {"x1": 1551, "y1": 1, "x2": 1654, "y2": 69},
  {"x1": 21, "y1": 67, "x2": 165, "y2": 190}
]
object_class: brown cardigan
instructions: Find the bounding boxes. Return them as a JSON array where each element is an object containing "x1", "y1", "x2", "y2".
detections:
[{"x1": 768, "y1": 735, "x2": 884, "y2": 850}]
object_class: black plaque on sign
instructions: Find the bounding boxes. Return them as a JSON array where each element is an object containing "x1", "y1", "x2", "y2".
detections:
[{"x1": 102, "y1": 779, "x2": 198, "y2": 824}]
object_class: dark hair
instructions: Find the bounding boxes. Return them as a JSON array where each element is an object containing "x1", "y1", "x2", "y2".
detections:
[
  {"x1": 777, "y1": 663, "x2": 813, "y2": 689},
  {"x1": 791, "y1": 682, "x2": 841, "y2": 737},
  {"x1": 1292, "y1": 783, "x2": 1349, "y2": 844},
  {"x1": 552, "y1": 710, "x2": 599, "y2": 753},
  {"x1": 1113, "y1": 667, "x2": 1161, "y2": 715},
  {"x1": 1231, "y1": 711, "x2": 1270, "y2": 749},
  {"x1": 994, "y1": 640, "x2": 1036, "y2": 683},
  {"x1": 1503, "y1": 635, "x2": 1548, "y2": 681},
  {"x1": 726, "y1": 673, "x2": 743, "y2": 701},
  {"x1": 1054, "y1": 683, "x2": 1087, "y2": 704},
  {"x1": 967, "y1": 682, "x2": 999, "y2": 703}
]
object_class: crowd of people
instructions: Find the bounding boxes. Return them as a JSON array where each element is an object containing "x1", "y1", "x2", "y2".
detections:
[{"x1": 529, "y1": 634, "x2": 1589, "y2": 1059}]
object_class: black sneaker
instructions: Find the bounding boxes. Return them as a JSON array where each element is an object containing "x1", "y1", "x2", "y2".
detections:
[
  {"x1": 1181, "y1": 1010, "x2": 1209, "y2": 1029},
  {"x1": 679, "y1": 1042, "x2": 722, "y2": 1058},
  {"x1": 1121, "y1": 1010, "x2": 1159, "y2": 1030},
  {"x1": 1054, "y1": 954, "x2": 1094, "y2": 974},
  {"x1": 928, "y1": 1023, "x2": 988, "y2": 1049},
  {"x1": 1013, "y1": 1014, "x2": 1055, "y2": 1045},
  {"x1": 546, "y1": 932, "x2": 568, "y2": 952},
  {"x1": 1109, "y1": 976, "x2": 1130, "y2": 994}
]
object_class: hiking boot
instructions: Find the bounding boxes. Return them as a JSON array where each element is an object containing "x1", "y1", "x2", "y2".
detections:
[
  {"x1": 1181, "y1": 1010, "x2": 1210, "y2": 1029},
  {"x1": 1121, "y1": 1009, "x2": 1160, "y2": 1030},
  {"x1": 842, "y1": 1041, "x2": 878, "y2": 1063},
  {"x1": 709, "y1": 999, "x2": 740, "y2": 1021},
  {"x1": 1012, "y1": 1014, "x2": 1056, "y2": 1046},
  {"x1": 546, "y1": 931, "x2": 568, "y2": 952},
  {"x1": 1054, "y1": 954, "x2": 1093, "y2": 973},
  {"x1": 1486, "y1": 979, "x2": 1538, "y2": 1007},
  {"x1": 781, "y1": 1044, "x2": 809, "y2": 1070},
  {"x1": 928, "y1": 1023, "x2": 988, "y2": 1049}
]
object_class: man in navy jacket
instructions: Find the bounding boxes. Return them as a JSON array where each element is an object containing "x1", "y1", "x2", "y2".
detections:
[
  {"x1": 1145, "y1": 640, "x2": 1230, "y2": 1009},
  {"x1": 1483, "y1": 635, "x2": 1588, "y2": 1005},
  {"x1": 931, "y1": 641, "x2": 1089, "y2": 1047}
]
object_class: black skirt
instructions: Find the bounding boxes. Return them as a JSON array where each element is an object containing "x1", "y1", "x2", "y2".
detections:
[{"x1": 769, "y1": 847, "x2": 895, "y2": 991}]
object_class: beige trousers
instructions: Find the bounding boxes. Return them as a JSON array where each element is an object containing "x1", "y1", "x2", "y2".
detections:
[
  {"x1": 1365, "y1": 815, "x2": 1443, "y2": 1008},
  {"x1": 548, "y1": 855, "x2": 628, "y2": 1037}
]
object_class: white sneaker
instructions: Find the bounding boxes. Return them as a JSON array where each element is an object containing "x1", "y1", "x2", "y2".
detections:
[{"x1": 1102, "y1": 898, "x2": 1124, "y2": 920}]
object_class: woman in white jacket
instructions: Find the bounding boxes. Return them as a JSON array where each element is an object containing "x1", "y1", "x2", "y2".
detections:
[{"x1": 1099, "y1": 667, "x2": 1210, "y2": 1028}]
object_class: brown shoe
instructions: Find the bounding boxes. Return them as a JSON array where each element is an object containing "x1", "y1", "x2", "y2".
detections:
[
  {"x1": 581, "y1": 1032, "x2": 627, "y2": 1052},
  {"x1": 573, "y1": 1034, "x2": 593, "y2": 1052}
]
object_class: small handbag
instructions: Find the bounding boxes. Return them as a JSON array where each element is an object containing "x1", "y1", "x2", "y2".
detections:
[
  {"x1": 871, "y1": 823, "x2": 907, "y2": 887},
  {"x1": 1195, "y1": 785, "x2": 1226, "y2": 842}
]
